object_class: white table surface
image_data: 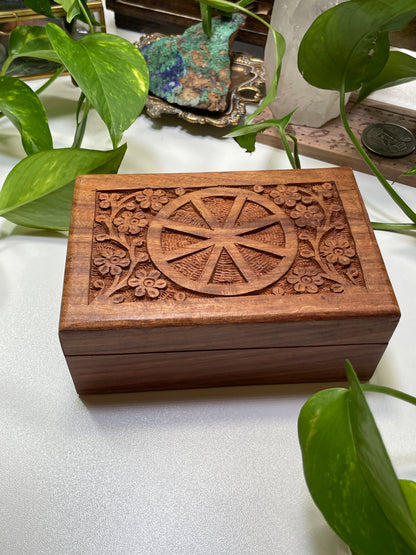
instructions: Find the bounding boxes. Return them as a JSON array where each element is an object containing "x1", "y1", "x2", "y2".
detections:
[{"x1": 1, "y1": 9, "x2": 416, "y2": 555}]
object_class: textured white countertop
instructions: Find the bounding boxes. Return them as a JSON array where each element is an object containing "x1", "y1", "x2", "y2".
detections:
[{"x1": 1, "y1": 8, "x2": 415, "y2": 554}]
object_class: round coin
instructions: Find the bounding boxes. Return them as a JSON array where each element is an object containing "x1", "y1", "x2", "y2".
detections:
[{"x1": 362, "y1": 123, "x2": 415, "y2": 158}]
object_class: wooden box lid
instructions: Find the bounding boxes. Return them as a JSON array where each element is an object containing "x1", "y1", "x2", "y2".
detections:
[{"x1": 59, "y1": 168, "x2": 400, "y2": 393}]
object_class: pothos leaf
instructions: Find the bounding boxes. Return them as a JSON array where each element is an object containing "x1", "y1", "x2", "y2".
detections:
[
  {"x1": 226, "y1": 111, "x2": 295, "y2": 153},
  {"x1": 357, "y1": 50, "x2": 416, "y2": 103},
  {"x1": 298, "y1": 361, "x2": 416, "y2": 554},
  {"x1": 298, "y1": 0, "x2": 416, "y2": 92},
  {"x1": 0, "y1": 75, "x2": 52, "y2": 155},
  {"x1": 0, "y1": 145, "x2": 126, "y2": 230},
  {"x1": 22, "y1": 0, "x2": 55, "y2": 17},
  {"x1": 346, "y1": 360, "x2": 416, "y2": 552},
  {"x1": 46, "y1": 23, "x2": 149, "y2": 148},
  {"x1": 58, "y1": 0, "x2": 79, "y2": 21},
  {"x1": 59, "y1": 0, "x2": 101, "y2": 26},
  {"x1": 401, "y1": 481, "x2": 416, "y2": 523},
  {"x1": 8, "y1": 26, "x2": 62, "y2": 64}
]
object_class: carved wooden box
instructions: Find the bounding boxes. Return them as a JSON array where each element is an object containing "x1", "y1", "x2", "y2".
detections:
[{"x1": 59, "y1": 168, "x2": 400, "y2": 394}]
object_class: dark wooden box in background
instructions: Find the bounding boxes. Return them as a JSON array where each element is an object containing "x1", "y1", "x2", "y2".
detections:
[
  {"x1": 59, "y1": 168, "x2": 400, "y2": 394},
  {"x1": 105, "y1": 0, "x2": 273, "y2": 46}
]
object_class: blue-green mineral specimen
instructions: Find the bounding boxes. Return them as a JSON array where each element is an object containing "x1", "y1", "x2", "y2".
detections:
[{"x1": 140, "y1": 14, "x2": 245, "y2": 112}]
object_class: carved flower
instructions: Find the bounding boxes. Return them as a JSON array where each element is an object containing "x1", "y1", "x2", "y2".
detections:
[
  {"x1": 321, "y1": 238, "x2": 355, "y2": 266},
  {"x1": 270, "y1": 185, "x2": 301, "y2": 207},
  {"x1": 98, "y1": 193, "x2": 111, "y2": 209},
  {"x1": 313, "y1": 182, "x2": 333, "y2": 198},
  {"x1": 253, "y1": 184, "x2": 264, "y2": 193},
  {"x1": 175, "y1": 187, "x2": 186, "y2": 196},
  {"x1": 128, "y1": 269, "x2": 167, "y2": 298},
  {"x1": 286, "y1": 267, "x2": 324, "y2": 293},
  {"x1": 290, "y1": 203, "x2": 323, "y2": 228},
  {"x1": 113, "y1": 210, "x2": 148, "y2": 234},
  {"x1": 272, "y1": 285, "x2": 285, "y2": 295},
  {"x1": 136, "y1": 189, "x2": 169, "y2": 211},
  {"x1": 94, "y1": 248, "x2": 130, "y2": 276},
  {"x1": 98, "y1": 192, "x2": 120, "y2": 208},
  {"x1": 124, "y1": 201, "x2": 137, "y2": 211}
]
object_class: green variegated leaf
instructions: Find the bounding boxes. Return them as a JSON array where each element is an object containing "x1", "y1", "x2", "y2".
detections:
[
  {"x1": 46, "y1": 23, "x2": 149, "y2": 147},
  {"x1": 22, "y1": 0, "x2": 55, "y2": 17},
  {"x1": 8, "y1": 26, "x2": 62, "y2": 64},
  {"x1": 0, "y1": 145, "x2": 126, "y2": 230},
  {"x1": 346, "y1": 361, "x2": 416, "y2": 552},
  {"x1": 298, "y1": 367, "x2": 416, "y2": 554},
  {"x1": 0, "y1": 75, "x2": 52, "y2": 155}
]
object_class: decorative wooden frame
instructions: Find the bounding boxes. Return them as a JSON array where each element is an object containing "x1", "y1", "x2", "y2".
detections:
[
  {"x1": 0, "y1": 1, "x2": 105, "y2": 80},
  {"x1": 105, "y1": 0, "x2": 273, "y2": 47}
]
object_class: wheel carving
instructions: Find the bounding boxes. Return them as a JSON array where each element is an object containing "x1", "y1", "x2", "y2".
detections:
[{"x1": 147, "y1": 187, "x2": 298, "y2": 296}]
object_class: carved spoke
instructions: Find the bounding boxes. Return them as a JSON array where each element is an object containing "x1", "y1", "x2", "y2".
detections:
[
  {"x1": 234, "y1": 214, "x2": 282, "y2": 235},
  {"x1": 163, "y1": 239, "x2": 215, "y2": 262},
  {"x1": 225, "y1": 243, "x2": 257, "y2": 282},
  {"x1": 199, "y1": 244, "x2": 224, "y2": 285},
  {"x1": 191, "y1": 198, "x2": 219, "y2": 230},
  {"x1": 224, "y1": 195, "x2": 246, "y2": 229},
  {"x1": 157, "y1": 218, "x2": 213, "y2": 238},
  {"x1": 235, "y1": 237, "x2": 289, "y2": 258}
]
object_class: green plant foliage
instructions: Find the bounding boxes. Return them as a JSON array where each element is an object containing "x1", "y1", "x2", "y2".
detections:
[
  {"x1": 22, "y1": 0, "x2": 55, "y2": 17},
  {"x1": 0, "y1": 145, "x2": 126, "y2": 230},
  {"x1": 0, "y1": 76, "x2": 53, "y2": 155},
  {"x1": 401, "y1": 481, "x2": 416, "y2": 523},
  {"x1": 297, "y1": 0, "x2": 416, "y2": 231},
  {"x1": 7, "y1": 26, "x2": 61, "y2": 65},
  {"x1": 226, "y1": 111, "x2": 300, "y2": 169},
  {"x1": 298, "y1": 0, "x2": 416, "y2": 93},
  {"x1": 46, "y1": 23, "x2": 149, "y2": 148},
  {"x1": 59, "y1": 0, "x2": 83, "y2": 22},
  {"x1": 357, "y1": 50, "x2": 416, "y2": 102},
  {"x1": 298, "y1": 361, "x2": 416, "y2": 554}
]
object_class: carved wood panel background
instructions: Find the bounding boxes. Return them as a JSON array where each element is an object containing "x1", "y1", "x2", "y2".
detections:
[{"x1": 89, "y1": 180, "x2": 365, "y2": 305}]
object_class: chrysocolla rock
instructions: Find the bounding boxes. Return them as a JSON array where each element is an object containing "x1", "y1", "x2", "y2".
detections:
[{"x1": 140, "y1": 14, "x2": 245, "y2": 112}]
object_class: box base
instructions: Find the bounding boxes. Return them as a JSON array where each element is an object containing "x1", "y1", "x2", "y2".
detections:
[{"x1": 66, "y1": 343, "x2": 387, "y2": 395}]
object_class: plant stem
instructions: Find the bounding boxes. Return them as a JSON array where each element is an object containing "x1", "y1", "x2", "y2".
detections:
[
  {"x1": 72, "y1": 96, "x2": 91, "y2": 148},
  {"x1": 339, "y1": 86, "x2": 416, "y2": 224},
  {"x1": 78, "y1": 1, "x2": 96, "y2": 34},
  {"x1": 35, "y1": 66, "x2": 66, "y2": 95},
  {"x1": 372, "y1": 222, "x2": 416, "y2": 232},
  {"x1": 362, "y1": 384, "x2": 416, "y2": 407},
  {"x1": 278, "y1": 128, "x2": 299, "y2": 169},
  {"x1": 0, "y1": 56, "x2": 12, "y2": 77}
]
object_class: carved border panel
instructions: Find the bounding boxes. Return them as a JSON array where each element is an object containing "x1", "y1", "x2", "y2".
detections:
[{"x1": 89, "y1": 181, "x2": 365, "y2": 304}]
